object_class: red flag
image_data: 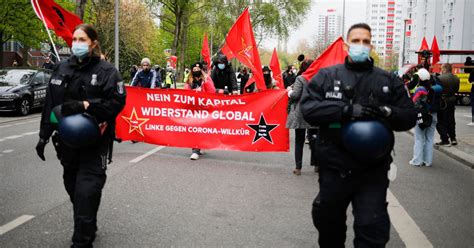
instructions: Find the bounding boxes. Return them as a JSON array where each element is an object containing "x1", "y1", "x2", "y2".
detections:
[
  {"x1": 31, "y1": 0, "x2": 83, "y2": 47},
  {"x1": 419, "y1": 37, "x2": 429, "y2": 51},
  {"x1": 201, "y1": 33, "x2": 211, "y2": 66},
  {"x1": 417, "y1": 37, "x2": 430, "y2": 64},
  {"x1": 269, "y1": 48, "x2": 284, "y2": 89},
  {"x1": 302, "y1": 37, "x2": 347, "y2": 81},
  {"x1": 431, "y1": 36, "x2": 440, "y2": 65},
  {"x1": 220, "y1": 42, "x2": 235, "y2": 60},
  {"x1": 225, "y1": 8, "x2": 265, "y2": 91}
]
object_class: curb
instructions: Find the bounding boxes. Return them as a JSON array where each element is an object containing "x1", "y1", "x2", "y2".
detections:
[{"x1": 406, "y1": 130, "x2": 474, "y2": 169}]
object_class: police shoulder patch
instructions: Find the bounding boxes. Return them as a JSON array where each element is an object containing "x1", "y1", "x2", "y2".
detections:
[{"x1": 117, "y1": 81, "x2": 124, "y2": 95}]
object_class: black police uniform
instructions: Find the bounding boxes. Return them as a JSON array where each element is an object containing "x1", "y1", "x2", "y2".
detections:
[
  {"x1": 38, "y1": 55, "x2": 126, "y2": 247},
  {"x1": 300, "y1": 57, "x2": 417, "y2": 247}
]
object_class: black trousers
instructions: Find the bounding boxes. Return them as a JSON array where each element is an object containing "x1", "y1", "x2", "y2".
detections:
[
  {"x1": 294, "y1": 129, "x2": 315, "y2": 169},
  {"x1": 312, "y1": 167, "x2": 390, "y2": 248},
  {"x1": 436, "y1": 101, "x2": 456, "y2": 142},
  {"x1": 53, "y1": 135, "x2": 107, "y2": 248}
]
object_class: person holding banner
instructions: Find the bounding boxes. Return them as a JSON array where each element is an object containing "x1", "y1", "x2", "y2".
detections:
[
  {"x1": 184, "y1": 62, "x2": 216, "y2": 160},
  {"x1": 211, "y1": 54, "x2": 238, "y2": 94},
  {"x1": 300, "y1": 23, "x2": 417, "y2": 247},
  {"x1": 35, "y1": 24, "x2": 126, "y2": 248},
  {"x1": 131, "y1": 58, "x2": 158, "y2": 89},
  {"x1": 286, "y1": 59, "x2": 317, "y2": 175}
]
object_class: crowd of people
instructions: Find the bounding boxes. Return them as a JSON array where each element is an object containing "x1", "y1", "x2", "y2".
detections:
[{"x1": 33, "y1": 21, "x2": 473, "y2": 248}]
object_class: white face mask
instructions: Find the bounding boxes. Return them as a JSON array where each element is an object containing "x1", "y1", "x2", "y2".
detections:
[{"x1": 71, "y1": 42, "x2": 90, "y2": 59}]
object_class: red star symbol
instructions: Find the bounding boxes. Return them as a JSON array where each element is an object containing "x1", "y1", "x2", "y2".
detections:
[
  {"x1": 121, "y1": 107, "x2": 149, "y2": 136},
  {"x1": 238, "y1": 37, "x2": 254, "y2": 65}
]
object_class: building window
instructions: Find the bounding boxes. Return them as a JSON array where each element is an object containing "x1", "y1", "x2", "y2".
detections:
[{"x1": 372, "y1": 16, "x2": 378, "y2": 20}]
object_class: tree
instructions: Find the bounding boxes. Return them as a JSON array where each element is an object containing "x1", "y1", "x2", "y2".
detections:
[
  {"x1": 0, "y1": 0, "x2": 46, "y2": 67},
  {"x1": 75, "y1": 0, "x2": 87, "y2": 20}
]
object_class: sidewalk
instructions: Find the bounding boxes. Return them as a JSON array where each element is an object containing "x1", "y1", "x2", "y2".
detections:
[{"x1": 409, "y1": 106, "x2": 474, "y2": 169}]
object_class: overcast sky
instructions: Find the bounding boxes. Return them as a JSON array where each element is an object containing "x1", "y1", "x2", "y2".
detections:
[{"x1": 262, "y1": 0, "x2": 367, "y2": 52}]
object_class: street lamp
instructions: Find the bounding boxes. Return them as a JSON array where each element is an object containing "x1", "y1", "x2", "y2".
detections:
[{"x1": 401, "y1": 19, "x2": 409, "y2": 67}]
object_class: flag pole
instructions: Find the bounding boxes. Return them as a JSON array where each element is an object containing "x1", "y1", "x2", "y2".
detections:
[
  {"x1": 33, "y1": 0, "x2": 61, "y2": 62},
  {"x1": 114, "y1": 0, "x2": 119, "y2": 70}
]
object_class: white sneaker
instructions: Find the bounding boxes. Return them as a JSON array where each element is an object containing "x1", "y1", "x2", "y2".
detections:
[{"x1": 190, "y1": 153, "x2": 200, "y2": 160}]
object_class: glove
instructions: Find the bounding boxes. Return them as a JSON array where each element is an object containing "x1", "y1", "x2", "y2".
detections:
[
  {"x1": 61, "y1": 101, "x2": 85, "y2": 116},
  {"x1": 343, "y1": 104, "x2": 385, "y2": 120},
  {"x1": 36, "y1": 138, "x2": 48, "y2": 161}
]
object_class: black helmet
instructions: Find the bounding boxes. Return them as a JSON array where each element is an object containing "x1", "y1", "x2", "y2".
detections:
[
  {"x1": 342, "y1": 120, "x2": 394, "y2": 161},
  {"x1": 58, "y1": 113, "x2": 100, "y2": 148}
]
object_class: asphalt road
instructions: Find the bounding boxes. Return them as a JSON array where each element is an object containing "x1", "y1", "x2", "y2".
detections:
[{"x1": 0, "y1": 110, "x2": 472, "y2": 247}]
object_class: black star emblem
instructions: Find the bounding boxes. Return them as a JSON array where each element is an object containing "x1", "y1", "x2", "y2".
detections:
[{"x1": 247, "y1": 114, "x2": 279, "y2": 144}]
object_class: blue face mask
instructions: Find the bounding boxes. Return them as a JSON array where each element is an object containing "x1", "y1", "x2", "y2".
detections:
[
  {"x1": 348, "y1": 44, "x2": 371, "y2": 62},
  {"x1": 71, "y1": 42, "x2": 90, "y2": 59},
  {"x1": 217, "y1": 63, "x2": 226, "y2": 70}
]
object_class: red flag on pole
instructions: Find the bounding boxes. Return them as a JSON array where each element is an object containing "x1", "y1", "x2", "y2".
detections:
[
  {"x1": 220, "y1": 42, "x2": 235, "y2": 60},
  {"x1": 201, "y1": 33, "x2": 211, "y2": 66},
  {"x1": 419, "y1": 37, "x2": 429, "y2": 51},
  {"x1": 417, "y1": 37, "x2": 429, "y2": 64},
  {"x1": 269, "y1": 48, "x2": 284, "y2": 89},
  {"x1": 31, "y1": 0, "x2": 83, "y2": 47},
  {"x1": 431, "y1": 36, "x2": 440, "y2": 65},
  {"x1": 302, "y1": 37, "x2": 347, "y2": 81},
  {"x1": 225, "y1": 8, "x2": 265, "y2": 91}
]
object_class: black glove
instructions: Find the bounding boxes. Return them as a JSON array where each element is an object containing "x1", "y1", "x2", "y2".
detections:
[
  {"x1": 61, "y1": 101, "x2": 85, "y2": 116},
  {"x1": 36, "y1": 138, "x2": 48, "y2": 161},
  {"x1": 343, "y1": 104, "x2": 386, "y2": 120}
]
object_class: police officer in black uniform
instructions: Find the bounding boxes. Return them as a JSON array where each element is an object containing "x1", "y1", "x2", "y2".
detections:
[
  {"x1": 35, "y1": 24, "x2": 126, "y2": 248},
  {"x1": 300, "y1": 23, "x2": 417, "y2": 247}
]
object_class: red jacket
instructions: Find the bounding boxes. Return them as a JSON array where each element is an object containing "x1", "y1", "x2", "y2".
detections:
[{"x1": 184, "y1": 76, "x2": 215, "y2": 93}]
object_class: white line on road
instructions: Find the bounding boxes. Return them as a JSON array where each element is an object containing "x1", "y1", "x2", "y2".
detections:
[
  {"x1": 463, "y1": 114, "x2": 472, "y2": 118},
  {"x1": 0, "y1": 215, "x2": 35, "y2": 236},
  {"x1": 0, "y1": 131, "x2": 39, "y2": 143},
  {"x1": 387, "y1": 187, "x2": 433, "y2": 247},
  {"x1": 129, "y1": 146, "x2": 165, "y2": 163},
  {"x1": 2, "y1": 149, "x2": 14, "y2": 153}
]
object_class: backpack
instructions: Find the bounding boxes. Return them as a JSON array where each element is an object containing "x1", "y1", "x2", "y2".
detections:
[{"x1": 427, "y1": 75, "x2": 443, "y2": 113}]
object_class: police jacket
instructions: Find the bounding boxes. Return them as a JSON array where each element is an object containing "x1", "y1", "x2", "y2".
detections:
[
  {"x1": 211, "y1": 66, "x2": 238, "y2": 92},
  {"x1": 131, "y1": 69, "x2": 156, "y2": 88},
  {"x1": 39, "y1": 55, "x2": 126, "y2": 147},
  {"x1": 300, "y1": 57, "x2": 417, "y2": 172}
]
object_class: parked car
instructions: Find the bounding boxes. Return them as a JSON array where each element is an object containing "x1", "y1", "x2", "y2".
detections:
[{"x1": 0, "y1": 68, "x2": 52, "y2": 115}]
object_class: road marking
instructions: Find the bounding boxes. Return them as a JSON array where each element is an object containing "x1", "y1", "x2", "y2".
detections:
[
  {"x1": 0, "y1": 131, "x2": 39, "y2": 143},
  {"x1": 463, "y1": 114, "x2": 472, "y2": 118},
  {"x1": 2, "y1": 149, "x2": 14, "y2": 153},
  {"x1": 0, "y1": 215, "x2": 35, "y2": 236},
  {"x1": 129, "y1": 146, "x2": 165, "y2": 163},
  {"x1": 0, "y1": 124, "x2": 12, "y2": 128},
  {"x1": 387, "y1": 188, "x2": 433, "y2": 247}
]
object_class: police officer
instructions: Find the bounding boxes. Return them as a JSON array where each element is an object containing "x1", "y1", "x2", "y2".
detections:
[
  {"x1": 300, "y1": 23, "x2": 417, "y2": 247},
  {"x1": 35, "y1": 24, "x2": 126, "y2": 248},
  {"x1": 211, "y1": 53, "x2": 238, "y2": 94},
  {"x1": 131, "y1": 58, "x2": 157, "y2": 88}
]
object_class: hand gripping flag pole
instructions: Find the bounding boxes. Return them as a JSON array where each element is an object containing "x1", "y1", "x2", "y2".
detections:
[{"x1": 32, "y1": 0, "x2": 61, "y2": 62}]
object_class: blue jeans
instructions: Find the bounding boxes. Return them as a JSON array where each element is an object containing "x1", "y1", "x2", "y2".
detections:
[{"x1": 410, "y1": 112, "x2": 437, "y2": 166}]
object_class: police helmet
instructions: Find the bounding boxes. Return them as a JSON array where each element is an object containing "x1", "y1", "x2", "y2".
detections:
[
  {"x1": 58, "y1": 113, "x2": 100, "y2": 148},
  {"x1": 342, "y1": 120, "x2": 394, "y2": 161}
]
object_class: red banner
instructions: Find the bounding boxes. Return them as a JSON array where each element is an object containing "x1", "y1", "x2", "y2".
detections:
[{"x1": 116, "y1": 87, "x2": 289, "y2": 152}]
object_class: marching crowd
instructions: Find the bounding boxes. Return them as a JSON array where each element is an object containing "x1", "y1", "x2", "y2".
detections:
[{"x1": 35, "y1": 22, "x2": 473, "y2": 248}]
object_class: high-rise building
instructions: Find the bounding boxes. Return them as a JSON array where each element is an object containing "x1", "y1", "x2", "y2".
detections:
[
  {"x1": 366, "y1": 0, "x2": 405, "y2": 69},
  {"x1": 404, "y1": 0, "x2": 473, "y2": 64},
  {"x1": 317, "y1": 9, "x2": 342, "y2": 46}
]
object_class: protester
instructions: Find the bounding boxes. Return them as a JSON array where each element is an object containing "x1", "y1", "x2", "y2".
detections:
[
  {"x1": 436, "y1": 63, "x2": 460, "y2": 146},
  {"x1": 409, "y1": 68, "x2": 442, "y2": 166},
  {"x1": 42, "y1": 56, "x2": 55, "y2": 70},
  {"x1": 300, "y1": 23, "x2": 417, "y2": 247},
  {"x1": 211, "y1": 54, "x2": 238, "y2": 94},
  {"x1": 154, "y1": 65, "x2": 163, "y2": 88},
  {"x1": 286, "y1": 59, "x2": 316, "y2": 175},
  {"x1": 164, "y1": 67, "x2": 174, "y2": 88},
  {"x1": 35, "y1": 24, "x2": 126, "y2": 247},
  {"x1": 184, "y1": 62, "x2": 215, "y2": 160},
  {"x1": 262, "y1": 66, "x2": 274, "y2": 89},
  {"x1": 283, "y1": 65, "x2": 296, "y2": 88},
  {"x1": 464, "y1": 57, "x2": 474, "y2": 126},
  {"x1": 131, "y1": 58, "x2": 157, "y2": 88},
  {"x1": 238, "y1": 67, "x2": 251, "y2": 94},
  {"x1": 130, "y1": 65, "x2": 138, "y2": 83}
]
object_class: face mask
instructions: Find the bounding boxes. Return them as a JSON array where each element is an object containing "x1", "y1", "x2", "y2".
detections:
[
  {"x1": 192, "y1": 71, "x2": 202, "y2": 77},
  {"x1": 217, "y1": 63, "x2": 225, "y2": 70},
  {"x1": 71, "y1": 42, "x2": 90, "y2": 59},
  {"x1": 348, "y1": 44, "x2": 371, "y2": 62}
]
